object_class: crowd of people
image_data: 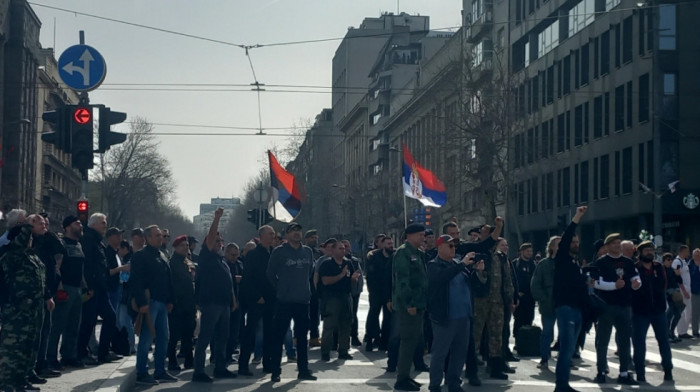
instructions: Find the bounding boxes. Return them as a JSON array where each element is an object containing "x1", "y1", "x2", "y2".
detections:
[{"x1": 0, "y1": 204, "x2": 697, "y2": 392}]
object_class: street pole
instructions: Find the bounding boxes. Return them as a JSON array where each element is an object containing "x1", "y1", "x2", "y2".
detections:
[{"x1": 651, "y1": 1, "x2": 662, "y2": 241}]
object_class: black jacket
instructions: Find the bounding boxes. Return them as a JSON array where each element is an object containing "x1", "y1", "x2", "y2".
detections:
[
  {"x1": 105, "y1": 245, "x2": 121, "y2": 292},
  {"x1": 471, "y1": 251, "x2": 515, "y2": 304},
  {"x1": 365, "y1": 250, "x2": 393, "y2": 303},
  {"x1": 80, "y1": 226, "x2": 108, "y2": 292},
  {"x1": 170, "y1": 252, "x2": 195, "y2": 311},
  {"x1": 130, "y1": 245, "x2": 174, "y2": 307},
  {"x1": 633, "y1": 260, "x2": 667, "y2": 315},
  {"x1": 240, "y1": 244, "x2": 274, "y2": 306},
  {"x1": 195, "y1": 243, "x2": 234, "y2": 307},
  {"x1": 514, "y1": 257, "x2": 535, "y2": 295},
  {"x1": 553, "y1": 222, "x2": 588, "y2": 310},
  {"x1": 428, "y1": 256, "x2": 472, "y2": 325}
]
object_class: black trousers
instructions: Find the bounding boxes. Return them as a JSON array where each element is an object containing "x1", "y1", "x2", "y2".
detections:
[
  {"x1": 77, "y1": 289, "x2": 116, "y2": 360},
  {"x1": 167, "y1": 308, "x2": 195, "y2": 364},
  {"x1": 351, "y1": 295, "x2": 360, "y2": 340},
  {"x1": 513, "y1": 293, "x2": 536, "y2": 335},
  {"x1": 226, "y1": 308, "x2": 241, "y2": 358},
  {"x1": 309, "y1": 292, "x2": 320, "y2": 339},
  {"x1": 238, "y1": 302, "x2": 275, "y2": 371},
  {"x1": 271, "y1": 302, "x2": 309, "y2": 376},
  {"x1": 365, "y1": 295, "x2": 391, "y2": 346}
]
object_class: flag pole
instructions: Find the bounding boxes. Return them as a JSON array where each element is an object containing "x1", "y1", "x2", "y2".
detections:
[{"x1": 403, "y1": 194, "x2": 408, "y2": 228}]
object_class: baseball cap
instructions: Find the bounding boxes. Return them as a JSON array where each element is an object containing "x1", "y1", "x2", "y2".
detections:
[
  {"x1": 62, "y1": 215, "x2": 80, "y2": 228},
  {"x1": 436, "y1": 234, "x2": 457, "y2": 247},
  {"x1": 105, "y1": 227, "x2": 124, "y2": 237}
]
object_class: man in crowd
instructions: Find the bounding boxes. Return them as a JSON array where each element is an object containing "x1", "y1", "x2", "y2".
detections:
[
  {"x1": 424, "y1": 229, "x2": 437, "y2": 260},
  {"x1": 167, "y1": 235, "x2": 196, "y2": 371},
  {"x1": 0, "y1": 209, "x2": 27, "y2": 247},
  {"x1": 513, "y1": 243, "x2": 536, "y2": 337},
  {"x1": 673, "y1": 246, "x2": 693, "y2": 339},
  {"x1": 632, "y1": 240, "x2": 673, "y2": 383},
  {"x1": 160, "y1": 228, "x2": 171, "y2": 258},
  {"x1": 266, "y1": 222, "x2": 317, "y2": 382},
  {"x1": 77, "y1": 213, "x2": 118, "y2": 365},
  {"x1": 131, "y1": 225, "x2": 177, "y2": 385},
  {"x1": 31, "y1": 213, "x2": 63, "y2": 379},
  {"x1": 0, "y1": 224, "x2": 47, "y2": 392},
  {"x1": 689, "y1": 249, "x2": 700, "y2": 337},
  {"x1": 105, "y1": 228, "x2": 127, "y2": 315},
  {"x1": 131, "y1": 228, "x2": 145, "y2": 253},
  {"x1": 365, "y1": 234, "x2": 393, "y2": 352},
  {"x1": 238, "y1": 225, "x2": 277, "y2": 376},
  {"x1": 188, "y1": 235, "x2": 199, "y2": 264},
  {"x1": 392, "y1": 223, "x2": 428, "y2": 391},
  {"x1": 591, "y1": 233, "x2": 641, "y2": 385},
  {"x1": 427, "y1": 234, "x2": 482, "y2": 392},
  {"x1": 223, "y1": 242, "x2": 243, "y2": 363},
  {"x1": 553, "y1": 206, "x2": 588, "y2": 392},
  {"x1": 192, "y1": 208, "x2": 237, "y2": 382},
  {"x1": 342, "y1": 239, "x2": 364, "y2": 347},
  {"x1": 47, "y1": 216, "x2": 85, "y2": 370},
  {"x1": 531, "y1": 236, "x2": 560, "y2": 369}
]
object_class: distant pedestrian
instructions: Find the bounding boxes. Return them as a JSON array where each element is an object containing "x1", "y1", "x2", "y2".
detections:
[{"x1": 167, "y1": 235, "x2": 196, "y2": 371}]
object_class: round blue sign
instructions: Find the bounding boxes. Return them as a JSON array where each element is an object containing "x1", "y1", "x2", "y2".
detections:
[{"x1": 57, "y1": 44, "x2": 107, "y2": 91}]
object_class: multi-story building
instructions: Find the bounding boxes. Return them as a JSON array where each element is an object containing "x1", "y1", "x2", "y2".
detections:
[
  {"x1": 193, "y1": 197, "x2": 241, "y2": 236},
  {"x1": 1, "y1": 0, "x2": 41, "y2": 212},
  {"x1": 36, "y1": 48, "x2": 81, "y2": 230},
  {"x1": 502, "y1": 0, "x2": 700, "y2": 255}
]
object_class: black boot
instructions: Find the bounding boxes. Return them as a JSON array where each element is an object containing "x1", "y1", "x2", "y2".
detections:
[
  {"x1": 489, "y1": 358, "x2": 508, "y2": 380},
  {"x1": 500, "y1": 358, "x2": 516, "y2": 374}
]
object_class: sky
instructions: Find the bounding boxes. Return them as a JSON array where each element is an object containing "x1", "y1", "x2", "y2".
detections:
[{"x1": 31, "y1": 0, "x2": 463, "y2": 219}]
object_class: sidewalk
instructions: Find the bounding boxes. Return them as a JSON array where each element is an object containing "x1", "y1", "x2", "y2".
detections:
[{"x1": 39, "y1": 322, "x2": 136, "y2": 392}]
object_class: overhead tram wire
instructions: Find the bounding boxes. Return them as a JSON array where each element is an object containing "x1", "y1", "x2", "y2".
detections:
[{"x1": 28, "y1": 1, "x2": 694, "y2": 50}]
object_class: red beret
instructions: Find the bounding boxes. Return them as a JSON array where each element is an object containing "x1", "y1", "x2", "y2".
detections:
[{"x1": 173, "y1": 235, "x2": 188, "y2": 247}]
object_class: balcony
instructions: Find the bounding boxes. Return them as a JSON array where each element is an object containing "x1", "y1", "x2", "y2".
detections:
[{"x1": 467, "y1": 10, "x2": 493, "y2": 43}]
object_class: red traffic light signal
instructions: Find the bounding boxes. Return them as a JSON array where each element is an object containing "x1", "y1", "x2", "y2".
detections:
[
  {"x1": 77, "y1": 201, "x2": 88, "y2": 212},
  {"x1": 73, "y1": 107, "x2": 92, "y2": 124},
  {"x1": 77, "y1": 200, "x2": 89, "y2": 224}
]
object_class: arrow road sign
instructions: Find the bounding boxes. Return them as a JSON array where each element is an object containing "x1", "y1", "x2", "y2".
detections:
[
  {"x1": 58, "y1": 44, "x2": 107, "y2": 91},
  {"x1": 73, "y1": 108, "x2": 91, "y2": 124}
]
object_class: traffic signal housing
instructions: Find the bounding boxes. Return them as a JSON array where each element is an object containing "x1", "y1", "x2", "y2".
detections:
[
  {"x1": 77, "y1": 200, "x2": 89, "y2": 224},
  {"x1": 68, "y1": 105, "x2": 95, "y2": 170},
  {"x1": 247, "y1": 209, "x2": 258, "y2": 225},
  {"x1": 97, "y1": 106, "x2": 127, "y2": 153},
  {"x1": 41, "y1": 107, "x2": 70, "y2": 151}
]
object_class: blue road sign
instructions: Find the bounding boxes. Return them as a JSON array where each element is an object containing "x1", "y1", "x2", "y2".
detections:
[{"x1": 58, "y1": 44, "x2": 107, "y2": 91}]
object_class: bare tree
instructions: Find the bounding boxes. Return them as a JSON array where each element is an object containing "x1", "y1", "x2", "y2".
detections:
[{"x1": 92, "y1": 117, "x2": 185, "y2": 231}]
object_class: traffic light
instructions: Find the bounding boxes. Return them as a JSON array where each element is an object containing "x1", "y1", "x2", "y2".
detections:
[
  {"x1": 247, "y1": 209, "x2": 258, "y2": 225},
  {"x1": 263, "y1": 209, "x2": 274, "y2": 224},
  {"x1": 77, "y1": 200, "x2": 89, "y2": 224},
  {"x1": 68, "y1": 105, "x2": 95, "y2": 170},
  {"x1": 425, "y1": 207, "x2": 432, "y2": 227},
  {"x1": 41, "y1": 107, "x2": 71, "y2": 151},
  {"x1": 97, "y1": 106, "x2": 127, "y2": 153}
]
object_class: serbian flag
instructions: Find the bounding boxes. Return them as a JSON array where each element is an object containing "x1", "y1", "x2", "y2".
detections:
[
  {"x1": 403, "y1": 143, "x2": 447, "y2": 208},
  {"x1": 268, "y1": 150, "x2": 302, "y2": 223}
]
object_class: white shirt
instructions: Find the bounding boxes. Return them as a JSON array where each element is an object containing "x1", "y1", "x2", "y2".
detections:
[{"x1": 672, "y1": 256, "x2": 691, "y2": 291}]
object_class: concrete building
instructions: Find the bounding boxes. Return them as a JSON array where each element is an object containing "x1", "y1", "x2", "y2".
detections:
[
  {"x1": 36, "y1": 48, "x2": 81, "y2": 231},
  {"x1": 1, "y1": 0, "x2": 41, "y2": 212},
  {"x1": 501, "y1": 0, "x2": 700, "y2": 256},
  {"x1": 193, "y1": 197, "x2": 241, "y2": 235}
]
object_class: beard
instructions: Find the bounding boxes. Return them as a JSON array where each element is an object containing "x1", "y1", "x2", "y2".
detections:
[{"x1": 640, "y1": 254, "x2": 654, "y2": 263}]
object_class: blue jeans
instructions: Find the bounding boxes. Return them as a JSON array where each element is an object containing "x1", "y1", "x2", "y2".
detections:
[
  {"x1": 136, "y1": 300, "x2": 169, "y2": 375},
  {"x1": 556, "y1": 306, "x2": 582, "y2": 389},
  {"x1": 540, "y1": 313, "x2": 556, "y2": 362},
  {"x1": 633, "y1": 312, "x2": 673, "y2": 377},
  {"x1": 108, "y1": 287, "x2": 121, "y2": 313},
  {"x1": 429, "y1": 317, "x2": 470, "y2": 391},
  {"x1": 118, "y1": 304, "x2": 135, "y2": 351}
]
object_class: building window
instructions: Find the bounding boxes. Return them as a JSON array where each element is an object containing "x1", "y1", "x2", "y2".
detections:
[
  {"x1": 574, "y1": 164, "x2": 580, "y2": 204},
  {"x1": 575, "y1": 104, "x2": 583, "y2": 147},
  {"x1": 623, "y1": 16, "x2": 633, "y2": 64},
  {"x1": 569, "y1": 0, "x2": 595, "y2": 37},
  {"x1": 600, "y1": 154, "x2": 610, "y2": 198},
  {"x1": 541, "y1": 121, "x2": 549, "y2": 159},
  {"x1": 664, "y1": 73, "x2": 676, "y2": 95},
  {"x1": 532, "y1": 76, "x2": 539, "y2": 112},
  {"x1": 604, "y1": 92, "x2": 610, "y2": 136},
  {"x1": 638, "y1": 9, "x2": 646, "y2": 56},
  {"x1": 639, "y1": 73, "x2": 650, "y2": 123},
  {"x1": 539, "y1": 20, "x2": 560, "y2": 56},
  {"x1": 562, "y1": 167, "x2": 571, "y2": 207},
  {"x1": 525, "y1": 41, "x2": 531, "y2": 67},
  {"x1": 593, "y1": 157, "x2": 599, "y2": 200},
  {"x1": 518, "y1": 182, "x2": 525, "y2": 215},
  {"x1": 659, "y1": 4, "x2": 677, "y2": 50},
  {"x1": 563, "y1": 55, "x2": 571, "y2": 95},
  {"x1": 566, "y1": 110, "x2": 571, "y2": 150},
  {"x1": 557, "y1": 170, "x2": 562, "y2": 207},
  {"x1": 531, "y1": 177, "x2": 539, "y2": 213},
  {"x1": 557, "y1": 113, "x2": 565, "y2": 152},
  {"x1": 615, "y1": 85, "x2": 625, "y2": 131},
  {"x1": 546, "y1": 172, "x2": 554, "y2": 210},
  {"x1": 614, "y1": 151, "x2": 621, "y2": 196},
  {"x1": 593, "y1": 37, "x2": 600, "y2": 78},
  {"x1": 574, "y1": 50, "x2": 580, "y2": 89},
  {"x1": 601, "y1": 30, "x2": 610, "y2": 75},
  {"x1": 473, "y1": 41, "x2": 484, "y2": 66},
  {"x1": 614, "y1": 24, "x2": 621, "y2": 68},
  {"x1": 606, "y1": 0, "x2": 620, "y2": 11},
  {"x1": 527, "y1": 128, "x2": 535, "y2": 164},
  {"x1": 626, "y1": 81, "x2": 633, "y2": 128},
  {"x1": 594, "y1": 95, "x2": 603, "y2": 138},
  {"x1": 547, "y1": 66, "x2": 554, "y2": 104},
  {"x1": 581, "y1": 160, "x2": 589, "y2": 203},
  {"x1": 638, "y1": 143, "x2": 645, "y2": 185},
  {"x1": 581, "y1": 43, "x2": 590, "y2": 86},
  {"x1": 622, "y1": 147, "x2": 632, "y2": 194},
  {"x1": 557, "y1": 60, "x2": 563, "y2": 98},
  {"x1": 513, "y1": 135, "x2": 521, "y2": 169}
]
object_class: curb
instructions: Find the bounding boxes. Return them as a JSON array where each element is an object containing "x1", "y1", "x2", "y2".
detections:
[{"x1": 94, "y1": 355, "x2": 137, "y2": 392}]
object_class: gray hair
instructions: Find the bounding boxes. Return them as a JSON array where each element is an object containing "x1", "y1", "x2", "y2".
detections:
[
  {"x1": 225, "y1": 242, "x2": 240, "y2": 252},
  {"x1": 6, "y1": 209, "x2": 27, "y2": 227},
  {"x1": 258, "y1": 225, "x2": 274, "y2": 236},
  {"x1": 87, "y1": 213, "x2": 107, "y2": 228},
  {"x1": 143, "y1": 225, "x2": 160, "y2": 238}
]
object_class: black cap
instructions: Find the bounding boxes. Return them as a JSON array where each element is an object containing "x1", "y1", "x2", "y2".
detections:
[
  {"x1": 62, "y1": 215, "x2": 80, "y2": 228},
  {"x1": 187, "y1": 235, "x2": 198, "y2": 244},
  {"x1": 405, "y1": 223, "x2": 426, "y2": 235},
  {"x1": 467, "y1": 227, "x2": 480, "y2": 235},
  {"x1": 424, "y1": 228, "x2": 434, "y2": 236},
  {"x1": 286, "y1": 222, "x2": 302, "y2": 232},
  {"x1": 322, "y1": 238, "x2": 338, "y2": 247},
  {"x1": 105, "y1": 227, "x2": 124, "y2": 237},
  {"x1": 304, "y1": 229, "x2": 318, "y2": 239},
  {"x1": 131, "y1": 228, "x2": 144, "y2": 237}
]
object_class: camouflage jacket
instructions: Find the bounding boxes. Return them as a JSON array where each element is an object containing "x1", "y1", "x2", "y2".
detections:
[{"x1": 0, "y1": 224, "x2": 46, "y2": 309}]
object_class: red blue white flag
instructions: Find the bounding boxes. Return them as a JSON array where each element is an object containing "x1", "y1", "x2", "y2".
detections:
[
  {"x1": 268, "y1": 150, "x2": 302, "y2": 223},
  {"x1": 402, "y1": 143, "x2": 447, "y2": 208}
]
